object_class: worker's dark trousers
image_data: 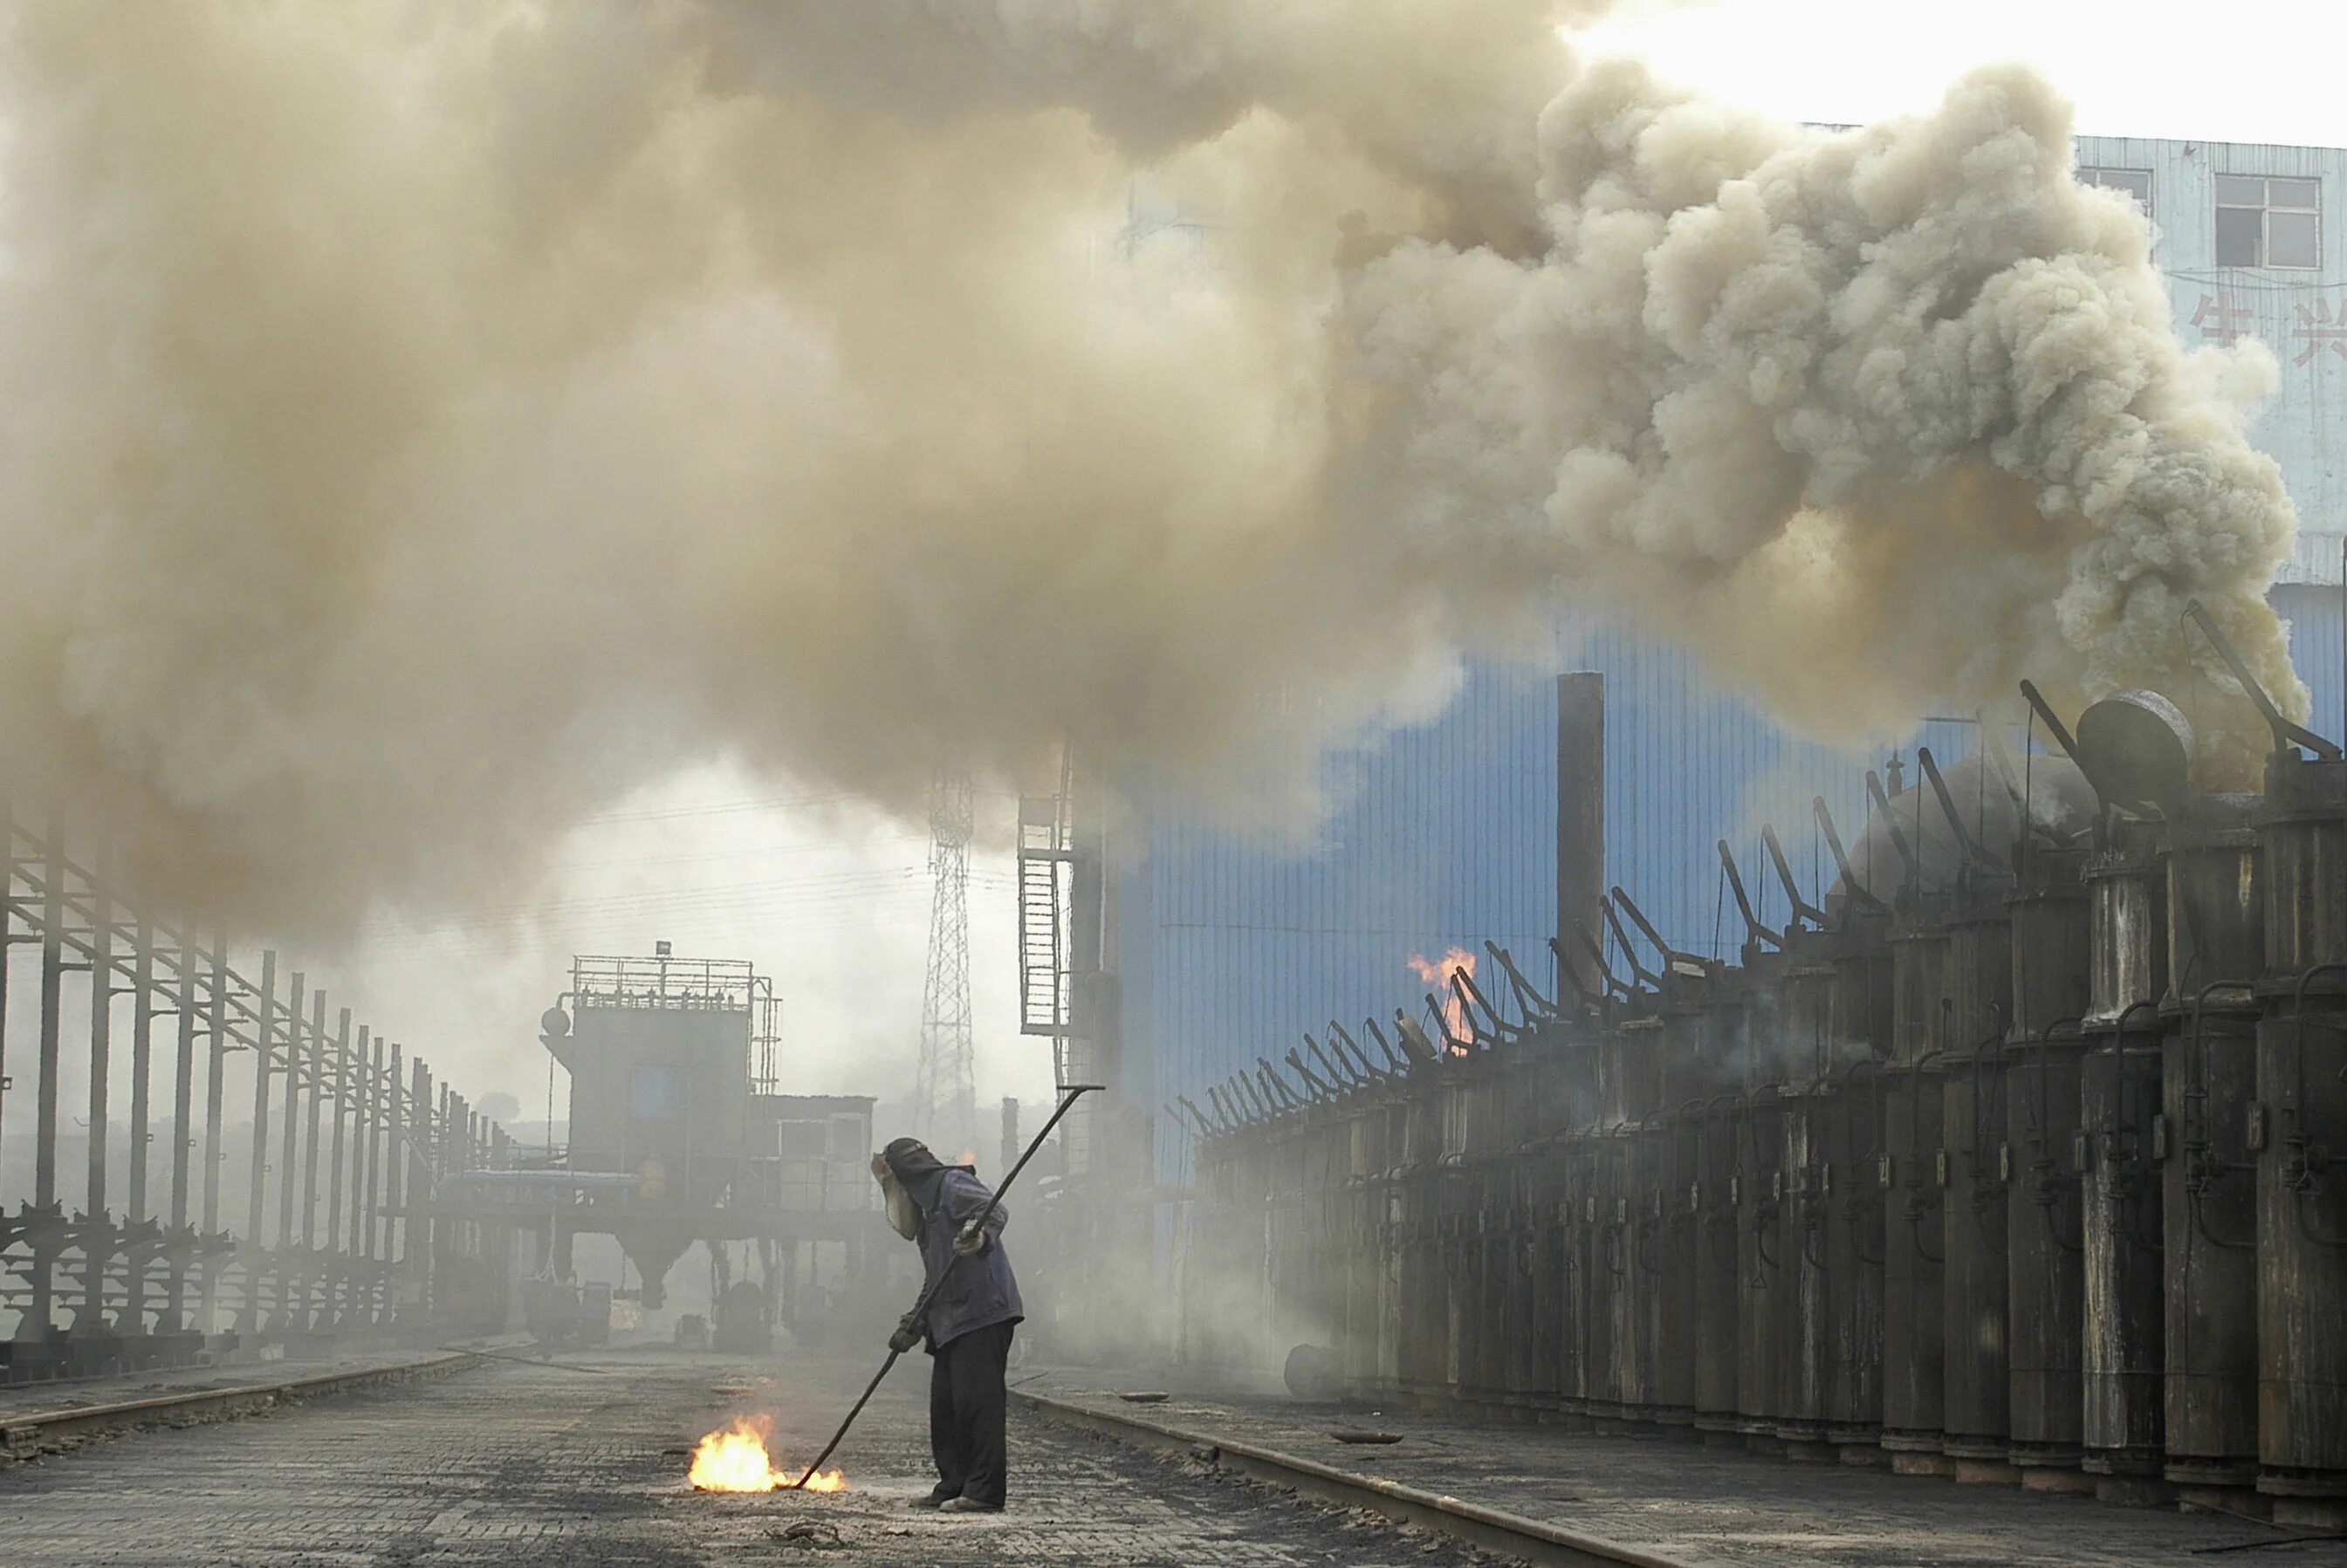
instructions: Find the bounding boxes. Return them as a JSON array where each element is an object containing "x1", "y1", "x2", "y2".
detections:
[{"x1": 929, "y1": 1320, "x2": 1013, "y2": 1506}]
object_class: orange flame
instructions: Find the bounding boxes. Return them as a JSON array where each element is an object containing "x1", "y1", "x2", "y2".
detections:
[
  {"x1": 1406, "y1": 947, "x2": 1477, "y2": 1054},
  {"x1": 687, "y1": 1416, "x2": 846, "y2": 1494}
]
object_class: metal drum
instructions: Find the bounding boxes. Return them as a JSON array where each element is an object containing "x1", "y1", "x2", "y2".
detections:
[
  {"x1": 2080, "y1": 823, "x2": 2170, "y2": 1496},
  {"x1": 1737, "y1": 1083, "x2": 1788, "y2": 1449},
  {"x1": 2163, "y1": 807, "x2": 2262, "y2": 1496},
  {"x1": 1940, "y1": 900, "x2": 2014, "y2": 1470},
  {"x1": 2006, "y1": 850, "x2": 2092, "y2": 1484},
  {"x1": 1649, "y1": 1110, "x2": 1700, "y2": 1428},
  {"x1": 1692, "y1": 1093, "x2": 1744, "y2": 1436},
  {"x1": 2254, "y1": 751, "x2": 2347, "y2": 1518},
  {"x1": 1882, "y1": 911, "x2": 1953, "y2": 1464}
]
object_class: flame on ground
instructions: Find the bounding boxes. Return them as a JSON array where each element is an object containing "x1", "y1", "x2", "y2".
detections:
[
  {"x1": 1406, "y1": 948, "x2": 1477, "y2": 1053},
  {"x1": 686, "y1": 1416, "x2": 847, "y2": 1494}
]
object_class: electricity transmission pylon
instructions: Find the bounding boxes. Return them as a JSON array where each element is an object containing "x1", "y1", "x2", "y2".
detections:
[{"x1": 916, "y1": 767, "x2": 977, "y2": 1159}]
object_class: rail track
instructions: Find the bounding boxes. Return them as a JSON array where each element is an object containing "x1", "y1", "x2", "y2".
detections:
[
  {"x1": 0, "y1": 1350, "x2": 483, "y2": 1462},
  {"x1": 1016, "y1": 1388, "x2": 1692, "y2": 1568}
]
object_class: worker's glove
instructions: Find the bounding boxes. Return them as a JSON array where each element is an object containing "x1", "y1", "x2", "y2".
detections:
[
  {"x1": 888, "y1": 1312, "x2": 922, "y2": 1355},
  {"x1": 951, "y1": 1217, "x2": 990, "y2": 1256}
]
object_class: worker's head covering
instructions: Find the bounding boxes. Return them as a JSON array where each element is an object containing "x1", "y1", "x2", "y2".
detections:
[{"x1": 876, "y1": 1138, "x2": 975, "y2": 1238}]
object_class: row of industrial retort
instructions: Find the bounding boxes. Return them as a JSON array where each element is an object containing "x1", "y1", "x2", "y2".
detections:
[{"x1": 1180, "y1": 603, "x2": 2347, "y2": 1523}]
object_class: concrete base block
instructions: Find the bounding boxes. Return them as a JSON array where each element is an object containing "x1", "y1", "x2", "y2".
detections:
[
  {"x1": 2272, "y1": 1497, "x2": 2347, "y2": 1531},
  {"x1": 2176, "y1": 1483, "x2": 2268, "y2": 1520},
  {"x1": 1839, "y1": 1443, "x2": 1892, "y2": 1469},
  {"x1": 2094, "y1": 1476, "x2": 2174, "y2": 1509},
  {"x1": 2021, "y1": 1466, "x2": 2097, "y2": 1496},
  {"x1": 1954, "y1": 1459, "x2": 2021, "y2": 1486},
  {"x1": 1893, "y1": 1452, "x2": 1959, "y2": 1478}
]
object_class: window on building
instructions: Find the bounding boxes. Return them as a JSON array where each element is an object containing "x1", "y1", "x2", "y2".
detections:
[
  {"x1": 2215, "y1": 174, "x2": 2320, "y2": 268},
  {"x1": 2080, "y1": 167, "x2": 2152, "y2": 216},
  {"x1": 777, "y1": 1119, "x2": 827, "y2": 1157}
]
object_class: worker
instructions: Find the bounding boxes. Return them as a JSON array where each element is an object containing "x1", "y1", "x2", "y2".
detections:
[{"x1": 872, "y1": 1137, "x2": 1022, "y2": 1514}]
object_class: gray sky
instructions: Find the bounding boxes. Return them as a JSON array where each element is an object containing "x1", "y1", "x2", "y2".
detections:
[
  {"x1": 1577, "y1": 0, "x2": 2347, "y2": 147},
  {"x1": 24, "y1": 0, "x2": 2337, "y2": 1164}
]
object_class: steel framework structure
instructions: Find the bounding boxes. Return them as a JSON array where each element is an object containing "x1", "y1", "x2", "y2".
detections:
[{"x1": 0, "y1": 812, "x2": 515, "y2": 1380}]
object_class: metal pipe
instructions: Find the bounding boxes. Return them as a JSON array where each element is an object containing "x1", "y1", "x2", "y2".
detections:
[
  {"x1": 1601, "y1": 897, "x2": 1662, "y2": 990},
  {"x1": 1813, "y1": 798, "x2": 1886, "y2": 914},
  {"x1": 2182, "y1": 598, "x2": 2342, "y2": 759},
  {"x1": 1865, "y1": 770, "x2": 1919, "y2": 889},
  {"x1": 242, "y1": 951, "x2": 277, "y2": 1328},
  {"x1": 301, "y1": 989, "x2": 326, "y2": 1254},
  {"x1": 1760, "y1": 825, "x2": 1828, "y2": 931},
  {"x1": 126, "y1": 914, "x2": 154, "y2": 1332},
  {"x1": 1918, "y1": 746, "x2": 1996, "y2": 871},
  {"x1": 167, "y1": 940, "x2": 198, "y2": 1327},
  {"x1": 1717, "y1": 840, "x2": 1781, "y2": 948},
  {"x1": 198, "y1": 945, "x2": 229, "y2": 1328}
]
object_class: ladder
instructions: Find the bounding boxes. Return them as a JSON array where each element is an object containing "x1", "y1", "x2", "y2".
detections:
[{"x1": 1016, "y1": 783, "x2": 1071, "y2": 1037}]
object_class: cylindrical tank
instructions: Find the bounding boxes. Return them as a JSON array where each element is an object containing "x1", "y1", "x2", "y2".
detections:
[
  {"x1": 2163, "y1": 805, "x2": 2262, "y2": 1496},
  {"x1": 1823, "y1": 917, "x2": 1891, "y2": 1457},
  {"x1": 1693, "y1": 1092, "x2": 1744, "y2": 1435},
  {"x1": 1941, "y1": 898, "x2": 2015, "y2": 1469},
  {"x1": 1881, "y1": 912, "x2": 1952, "y2": 1464},
  {"x1": 1779, "y1": 1083, "x2": 1834, "y2": 1453},
  {"x1": 1737, "y1": 1083, "x2": 1788, "y2": 1448},
  {"x1": 1592, "y1": 1126, "x2": 1635, "y2": 1428},
  {"x1": 1824, "y1": 1063, "x2": 1888, "y2": 1455},
  {"x1": 2080, "y1": 822, "x2": 2170, "y2": 1495},
  {"x1": 2254, "y1": 752, "x2": 2347, "y2": 1516},
  {"x1": 2006, "y1": 850, "x2": 2092, "y2": 1482},
  {"x1": 1774, "y1": 942, "x2": 1837, "y2": 1454},
  {"x1": 1650, "y1": 1109, "x2": 1700, "y2": 1427}
]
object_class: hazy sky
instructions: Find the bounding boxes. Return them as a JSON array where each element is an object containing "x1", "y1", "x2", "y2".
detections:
[
  {"x1": 1577, "y1": 0, "x2": 2347, "y2": 147},
  {"x1": 15, "y1": 0, "x2": 2344, "y2": 1178},
  {"x1": 353, "y1": 0, "x2": 2347, "y2": 1128}
]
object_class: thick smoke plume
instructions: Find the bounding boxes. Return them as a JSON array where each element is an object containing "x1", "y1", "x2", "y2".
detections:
[{"x1": 0, "y1": 2, "x2": 2304, "y2": 932}]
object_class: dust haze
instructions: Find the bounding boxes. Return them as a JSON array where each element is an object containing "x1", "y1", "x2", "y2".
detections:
[{"x1": 0, "y1": 0, "x2": 2305, "y2": 937}]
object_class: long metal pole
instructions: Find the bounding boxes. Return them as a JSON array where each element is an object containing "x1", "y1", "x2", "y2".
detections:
[
  {"x1": 31, "y1": 831, "x2": 65, "y2": 1336},
  {"x1": 384, "y1": 1043, "x2": 406, "y2": 1318},
  {"x1": 0, "y1": 806, "x2": 14, "y2": 1184},
  {"x1": 274, "y1": 971, "x2": 305, "y2": 1324},
  {"x1": 786, "y1": 1083, "x2": 1102, "y2": 1488},
  {"x1": 126, "y1": 914, "x2": 154, "y2": 1333},
  {"x1": 83, "y1": 852, "x2": 112, "y2": 1329},
  {"x1": 168, "y1": 940, "x2": 199, "y2": 1328},
  {"x1": 359, "y1": 1029, "x2": 382, "y2": 1318},
  {"x1": 242, "y1": 949, "x2": 277, "y2": 1331},
  {"x1": 325, "y1": 1008, "x2": 351, "y2": 1320},
  {"x1": 300, "y1": 989, "x2": 326, "y2": 1252},
  {"x1": 198, "y1": 944, "x2": 230, "y2": 1328}
]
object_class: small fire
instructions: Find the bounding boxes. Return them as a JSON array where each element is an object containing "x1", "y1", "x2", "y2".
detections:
[
  {"x1": 687, "y1": 1416, "x2": 846, "y2": 1494},
  {"x1": 1406, "y1": 947, "x2": 1477, "y2": 1053}
]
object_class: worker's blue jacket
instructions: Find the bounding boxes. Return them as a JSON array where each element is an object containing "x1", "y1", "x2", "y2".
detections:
[{"x1": 905, "y1": 1165, "x2": 1022, "y2": 1352}]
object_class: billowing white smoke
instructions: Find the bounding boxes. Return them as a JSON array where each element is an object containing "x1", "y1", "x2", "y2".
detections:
[{"x1": 0, "y1": 2, "x2": 2303, "y2": 933}]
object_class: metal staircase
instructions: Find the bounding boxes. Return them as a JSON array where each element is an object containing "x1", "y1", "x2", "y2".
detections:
[{"x1": 1017, "y1": 756, "x2": 1073, "y2": 1039}]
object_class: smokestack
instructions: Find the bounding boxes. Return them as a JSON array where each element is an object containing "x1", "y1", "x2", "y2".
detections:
[{"x1": 1557, "y1": 672, "x2": 1605, "y2": 999}]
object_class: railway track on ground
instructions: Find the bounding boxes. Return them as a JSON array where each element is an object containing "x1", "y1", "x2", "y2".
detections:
[
  {"x1": 1016, "y1": 1389, "x2": 1693, "y2": 1568},
  {"x1": 0, "y1": 1350, "x2": 483, "y2": 1462}
]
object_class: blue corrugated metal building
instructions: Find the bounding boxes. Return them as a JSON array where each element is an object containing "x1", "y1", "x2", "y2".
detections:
[{"x1": 1122, "y1": 134, "x2": 2347, "y2": 1181}]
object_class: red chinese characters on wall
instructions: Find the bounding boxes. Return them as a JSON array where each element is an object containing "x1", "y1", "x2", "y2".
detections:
[{"x1": 2293, "y1": 297, "x2": 2347, "y2": 366}]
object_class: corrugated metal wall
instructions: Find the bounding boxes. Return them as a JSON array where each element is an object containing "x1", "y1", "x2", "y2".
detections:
[
  {"x1": 1132, "y1": 589, "x2": 2347, "y2": 1184},
  {"x1": 1129, "y1": 127, "x2": 2347, "y2": 1182}
]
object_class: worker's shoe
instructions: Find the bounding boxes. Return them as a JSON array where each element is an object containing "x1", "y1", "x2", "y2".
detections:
[
  {"x1": 938, "y1": 1496, "x2": 1004, "y2": 1514},
  {"x1": 907, "y1": 1489, "x2": 957, "y2": 1510}
]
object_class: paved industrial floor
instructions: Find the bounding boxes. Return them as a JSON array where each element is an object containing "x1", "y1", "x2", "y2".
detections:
[
  {"x1": 1034, "y1": 1372, "x2": 2347, "y2": 1567},
  {"x1": 0, "y1": 1348, "x2": 1498, "y2": 1566}
]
